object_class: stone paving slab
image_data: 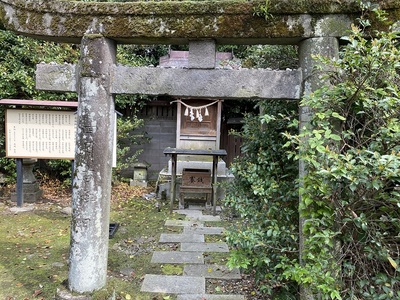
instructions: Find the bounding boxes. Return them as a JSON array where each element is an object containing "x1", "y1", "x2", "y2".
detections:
[
  {"x1": 184, "y1": 264, "x2": 241, "y2": 279},
  {"x1": 197, "y1": 215, "x2": 221, "y2": 222},
  {"x1": 165, "y1": 220, "x2": 204, "y2": 227},
  {"x1": 159, "y1": 233, "x2": 205, "y2": 243},
  {"x1": 177, "y1": 294, "x2": 245, "y2": 300},
  {"x1": 141, "y1": 274, "x2": 205, "y2": 294},
  {"x1": 188, "y1": 205, "x2": 222, "y2": 212},
  {"x1": 184, "y1": 226, "x2": 225, "y2": 235},
  {"x1": 174, "y1": 209, "x2": 203, "y2": 218},
  {"x1": 181, "y1": 242, "x2": 229, "y2": 252},
  {"x1": 151, "y1": 251, "x2": 204, "y2": 264},
  {"x1": 173, "y1": 210, "x2": 221, "y2": 222}
]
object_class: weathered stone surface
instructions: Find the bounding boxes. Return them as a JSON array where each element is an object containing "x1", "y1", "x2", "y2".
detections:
[
  {"x1": 184, "y1": 264, "x2": 241, "y2": 279},
  {"x1": 55, "y1": 288, "x2": 91, "y2": 300},
  {"x1": 141, "y1": 274, "x2": 205, "y2": 294},
  {"x1": 189, "y1": 40, "x2": 216, "y2": 69},
  {"x1": 159, "y1": 233, "x2": 205, "y2": 243},
  {"x1": 2, "y1": 0, "x2": 398, "y2": 44},
  {"x1": 9, "y1": 204, "x2": 34, "y2": 214},
  {"x1": 151, "y1": 251, "x2": 204, "y2": 264},
  {"x1": 165, "y1": 219, "x2": 204, "y2": 227},
  {"x1": 35, "y1": 63, "x2": 77, "y2": 92},
  {"x1": 173, "y1": 209, "x2": 203, "y2": 218},
  {"x1": 196, "y1": 215, "x2": 221, "y2": 222},
  {"x1": 68, "y1": 36, "x2": 116, "y2": 293},
  {"x1": 181, "y1": 242, "x2": 229, "y2": 252},
  {"x1": 36, "y1": 63, "x2": 302, "y2": 99},
  {"x1": 183, "y1": 226, "x2": 225, "y2": 235},
  {"x1": 114, "y1": 66, "x2": 302, "y2": 100}
]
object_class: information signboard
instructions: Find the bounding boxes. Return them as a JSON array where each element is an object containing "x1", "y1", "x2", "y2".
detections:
[{"x1": 6, "y1": 109, "x2": 77, "y2": 159}]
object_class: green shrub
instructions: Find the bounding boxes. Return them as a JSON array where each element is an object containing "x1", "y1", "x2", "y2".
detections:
[
  {"x1": 224, "y1": 100, "x2": 299, "y2": 297},
  {"x1": 284, "y1": 12, "x2": 400, "y2": 299}
]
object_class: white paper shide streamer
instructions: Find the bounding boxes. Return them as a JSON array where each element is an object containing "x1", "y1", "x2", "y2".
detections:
[{"x1": 172, "y1": 99, "x2": 218, "y2": 122}]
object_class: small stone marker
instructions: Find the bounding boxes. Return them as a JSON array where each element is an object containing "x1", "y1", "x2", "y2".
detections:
[{"x1": 9, "y1": 205, "x2": 35, "y2": 214}]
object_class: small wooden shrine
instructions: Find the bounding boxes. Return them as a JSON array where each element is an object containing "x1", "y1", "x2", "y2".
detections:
[{"x1": 174, "y1": 98, "x2": 222, "y2": 150}]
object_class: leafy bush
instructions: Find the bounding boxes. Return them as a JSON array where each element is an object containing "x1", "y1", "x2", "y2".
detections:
[
  {"x1": 113, "y1": 115, "x2": 150, "y2": 182},
  {"x1": 0, "y1": 30, "x2": 78, "y2": 181},
  {"x1": 283, "y1": 14, "x2": 400, "y2": 300},
  {"x1": 223, "y1": 100, "x2": 299, "y2": 297},
  {"x1": 225, "y1": 7, "x2": 400, "y2": 300}
]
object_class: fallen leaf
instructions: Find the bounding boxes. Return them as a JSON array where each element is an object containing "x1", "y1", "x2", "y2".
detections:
[
  {"x1": 32, "y1": 289, "x2": 42, "y2": 297},
  {"x1": 388, "y1": 256, "x2": 398, "y2": 269}
]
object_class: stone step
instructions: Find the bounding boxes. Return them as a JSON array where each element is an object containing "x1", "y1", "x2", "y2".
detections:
[
  {"x1": 174, "y1": 209, "x2": 221, "y2": 222},
  {"x1": 165, "y1": 220, "x2": 204, "y2": 227},
  {"x1": 151, "y1": 251, "x2": 204, "y2": 264},
  {"x1": 174, "y1": 209, "x2": 204, "y2": 218},
  {"x1": 177, "y1": 294, "x2": 245, "y2": 300},
  {"x1": 141, "y1": 274, "x2": 205, "y2": 294},
  {"x1": 184, "y1": 264, "x2": 241, "y2": 279},
  {"x1": 159, "y1": 233, "x2": 205, "y2": 243},
  {"x1": 187, "y1": 205, "x2": 222, "y2": 212},
  {"x1": 196, "y1": 215, "x2": 222, "y2": 222},
  {"x1": 184, "y1": 226, "x2": 225, "y2": 235},
  {"x1": 181, "y1": 242, "x2": 229, "y2": 252}
]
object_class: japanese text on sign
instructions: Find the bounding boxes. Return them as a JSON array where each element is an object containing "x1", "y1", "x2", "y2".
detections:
[{"x1": 6, "y1": 109, "x2": 77, "y2": 159}]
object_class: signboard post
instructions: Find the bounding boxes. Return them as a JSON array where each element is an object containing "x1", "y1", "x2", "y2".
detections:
[{"x1": 0, "y1": 100, "x2": 79, "y2": 207}]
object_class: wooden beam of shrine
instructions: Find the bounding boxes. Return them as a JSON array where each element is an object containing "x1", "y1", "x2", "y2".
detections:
[{"x1": 36, "y1": 63, "x2": 302, "y2": 100}]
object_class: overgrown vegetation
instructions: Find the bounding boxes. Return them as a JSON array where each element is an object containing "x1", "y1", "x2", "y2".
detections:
[
  {"x1": 0, "y1": 31, "x2": 162, "y2": 183},
  {"x1": 0, "y1": 30, "x2": 78, "y2": 182},
  {"x1": 225, "y1": 6, "x2": 400, "y2": 300},
  {"x1": 223, "y1": 100, "x2": 300, "y2": 298},
  {"x1": 285, "y1": 17, "x2": 400, "y2": 299}
]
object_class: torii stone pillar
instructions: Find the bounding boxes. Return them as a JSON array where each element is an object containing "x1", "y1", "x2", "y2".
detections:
[
  {"x1": 69, "y1": 35, "x2": 116, "y2": 293},
  {"x1": 299, "y1": 37, "x2": 339, "y2": 300}
]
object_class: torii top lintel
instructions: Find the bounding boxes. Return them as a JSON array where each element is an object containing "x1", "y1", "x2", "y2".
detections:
[{"x1": 1, "y1": 0, "x2": 399, "y2": 44}]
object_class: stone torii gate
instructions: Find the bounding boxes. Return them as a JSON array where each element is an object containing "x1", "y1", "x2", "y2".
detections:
[{"x1": 1, "y1": 0, "x2": 399, "y2": 296}]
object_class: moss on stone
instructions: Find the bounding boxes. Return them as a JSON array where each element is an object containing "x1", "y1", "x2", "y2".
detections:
[{"x1": 1, "y1": 0, "x2": 400, "y2": 44}]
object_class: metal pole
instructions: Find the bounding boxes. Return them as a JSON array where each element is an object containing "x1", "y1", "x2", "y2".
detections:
[
  {"x1": 170, "y1": 153, "x2": 177, "y2": 213},
  {"x1": 16, "y1": 158, "x2": 23, "y2": 207}
]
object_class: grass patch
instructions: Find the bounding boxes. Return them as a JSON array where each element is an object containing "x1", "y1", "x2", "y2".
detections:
[
  {"x1": 0, "y1": 182, "x2": 242, "y2": 300},
  {"x1": 0, "y1": 183, "x2": 177, "y2": 300}
]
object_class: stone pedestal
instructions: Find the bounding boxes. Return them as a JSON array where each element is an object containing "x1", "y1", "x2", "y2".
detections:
[{"x1": 11, "y1": 158, "x2": 42, "y2": 203}]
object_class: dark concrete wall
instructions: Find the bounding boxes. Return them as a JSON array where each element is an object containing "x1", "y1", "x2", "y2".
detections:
[{"x1": 128, "y1": 106, "x2": 177, "y2": 181}]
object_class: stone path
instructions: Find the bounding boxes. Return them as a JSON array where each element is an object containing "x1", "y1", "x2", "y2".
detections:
[{"x1": 140, "y1": 207, "x2": 245, "y2": 300}]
